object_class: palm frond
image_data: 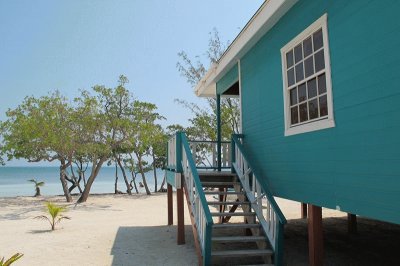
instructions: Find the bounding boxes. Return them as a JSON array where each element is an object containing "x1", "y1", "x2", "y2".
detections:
[
  {"x1": 0, "y1": 253, "x2": 23, "y2": 266},
  {"x1": 56, "y1": 216, "x2": 71, "y2": 224}
]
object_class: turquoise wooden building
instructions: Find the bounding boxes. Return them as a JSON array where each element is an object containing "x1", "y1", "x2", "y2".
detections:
[{"x1": 166, "y1": 1, "x2": 400, "y2": 265}]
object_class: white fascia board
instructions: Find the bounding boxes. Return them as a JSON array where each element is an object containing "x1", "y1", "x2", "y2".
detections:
[{"x1": 194, "y1": 0, "x2": 298, "y2": 98}]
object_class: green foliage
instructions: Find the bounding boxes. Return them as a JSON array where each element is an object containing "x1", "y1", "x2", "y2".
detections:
[
  {"x1": 35, "y1": 202, "x2": 70, "y2": 230},
  {"x1": 0, "y1": 74, "x2": 167, "y2": 200},
  {"x1": 0, "y1": 253, "x2": 23, "y2": 266},
  {"x1": 176, "y1": 28, "x2": 240, "y2": 140},
  {"x1": 0, "y1": 91, "x2": 76, "y2": 163},
  {"x1": 28, "y1": 178, "x2": 45, "y2": 197},
  {"x1": 0, "y1": 92, "x2": 77, "y2": 201},
  {"x1": 176, "y1": 28, "x2": 227, "y2": 86},
  {"x1": 28, "y1": 179, "x2": 45, "y2": 187}
]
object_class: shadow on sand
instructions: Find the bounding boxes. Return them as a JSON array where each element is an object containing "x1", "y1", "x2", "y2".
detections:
[
  {"x1": 28, "y1": 229, "x2": 53, "y2": 234},
  {"x1": 283, "y1": 216, "x2": 400, "y2": 265},
  {"x1": 111, "y1": 225, "x2": 196, "y2": 266},
  {"x1": 110, "y1": 217, "x2": 400, "y2": 265}
]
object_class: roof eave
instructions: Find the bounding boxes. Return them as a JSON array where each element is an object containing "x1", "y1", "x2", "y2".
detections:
[{"x1": 195, "y1": 0, "x2": 298, "y2": 97}]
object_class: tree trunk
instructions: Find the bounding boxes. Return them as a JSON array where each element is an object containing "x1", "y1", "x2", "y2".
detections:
[
  {"x1": 152, "y1": 153, "x2": 157, "y2": 193},
  {"x1": 35, "y1": 187, "x2": 41, "y2": 197},
  {"x1": 68, "y1": 164, "x2": 83, "y2": 193},
  {"x1": 60, "y1": 163, "x2": 72, "y2": 202},
  {"x1": 158, "y1": 171, "x2": 167, "y2": 192},
  {"x1": 116, "y1": 155, "x2": 132, "y2": 195},
  {"x1": 130, "y1": 172, "x2": 139, "y2": 194},
  {"x1": 135, "y1": 153, "x2": 151, "y2": 195},
  {"x1": 77, "y1": 158, "x2": 106, "y2": 203},
  {"x1": 75, "y1": 160, "x2": 87, "y2": 187},
  {"x1": 114, "y1": 161, "x2": 119, "y2": 194}
]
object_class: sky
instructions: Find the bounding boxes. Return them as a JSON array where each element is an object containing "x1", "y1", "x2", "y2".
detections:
[{"x1": 0, "y1": 0, "x2": 264, "y2": 166}]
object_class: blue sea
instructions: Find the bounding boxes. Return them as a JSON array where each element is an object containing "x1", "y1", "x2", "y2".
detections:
[{"x1": 0, "y1": 166, "x2": 165, "y2": 197}]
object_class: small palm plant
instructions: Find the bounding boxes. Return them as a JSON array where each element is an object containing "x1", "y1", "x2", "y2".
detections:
[
  {"x1": 0, "y1": 253, "x2": 23, "y2": 266},
  {"x1": 28, "y1": 178, "x2": 45, "y2": 197},
  {"x1": 35, "y1": 202, "x2": 70, "y2": 231}
]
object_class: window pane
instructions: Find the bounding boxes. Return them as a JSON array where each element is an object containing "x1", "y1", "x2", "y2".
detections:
[
  {"x1": 290, "y1": 88, "x2": 298, "y2": 106},
  {"x1": 291, "y1": 107, "x2": 299, "y2": 125},
  {"x1": 287, "y1": 68, "x2": 295, "y2": 87},
  {"x1": 294, "y1": 43, "x2": 303, "y2": 63},
  {"x1": 318, "y1": 73, "x2": 326, "y2": 94},
  {"x1": 295, "y1": 62, "x2": 304, "y2": 83},
  {"x1": 307, "y1": 78, "x2": 317, "y2": 98},
  {"x1": 314, "y1": 49, "x2": 325, "y2": 72},
  {"x1": 309, "y1": 99, "x2": 319, "y2": 120},
  {"x1": 286, "y1": 50, "x2": 294, "y2": 68},
  {"x1": 298, "y1": 83, "x2": 307, "y2": 102},
  {"x1": 319, "y1": 95, "x2": 328, "y2": 116},
  {"x1": 299, "y1": 102, "x2": 308, "y2": 122},
  {"x1": 304, "y1": 56, "x2": 314, "y2": 78},
  {"x1": 303, "y1": 36, "x2": 313, "y2": 57},
  {"x1": 313, "y1": 28, "x2": 323, "y2": 51}
]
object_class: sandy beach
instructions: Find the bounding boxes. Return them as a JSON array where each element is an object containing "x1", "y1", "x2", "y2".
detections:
[
  {"x1": 0, "y1": 193, "x2": 197, "y2": 266},
  {"x1": 1, "y1": 194, "x2": 399, "y2": 266}
]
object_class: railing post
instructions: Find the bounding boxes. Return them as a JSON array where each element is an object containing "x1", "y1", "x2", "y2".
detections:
[
  {"x1": 176, "y1": 132, "x2": 183, "y2": 173},
  {"x1": 231, "y1": 135, "x2": 236, "y2": 173},
  {"x1": 216, "y1": 94, "x2": 221, "y2": 171}
]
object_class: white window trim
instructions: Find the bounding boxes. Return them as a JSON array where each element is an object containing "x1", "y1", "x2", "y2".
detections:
[{"x1": 280, "y1": 13, "x2": 335, "y2": 136}]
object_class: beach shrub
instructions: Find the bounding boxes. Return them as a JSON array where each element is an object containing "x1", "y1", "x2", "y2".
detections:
[
  {"x1": 0, "y1": 253, "x2": 23, "y2": 266},
  {"x1": 28, "y1": 179, "x2": 45, "y2": 197},
  {"x1": 35, "y1": 202, "x2": 70, "y2": 230}
]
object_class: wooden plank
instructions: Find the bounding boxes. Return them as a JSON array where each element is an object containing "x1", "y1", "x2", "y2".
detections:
[
  {"x1": 202, "y1": 181, "x2": 238, "y2": 188},
  {"x1": 308, "y1": 204, "x2": 323, "y2": 266},
  {"x1": 177, "y1": 187, "x2": 185, "y2": 245},
  {"x1": 212, "y1": 223, "x2": 260, "y2": 229},
  {"x1": 212, "y1": 249, "x2": 273, "y2": 257},
  {"x1": 222, "y1": 198, "x2": 240, "y2": 223},
  {"x1": 211, "y1": 212, "x2": 255, "y2": 217},
  {"x1": 204, "y1": 191, "x2": 244, "y2": 195},
  {"x1": 212, "y1": 235, "x2": 266, "y2": 242},
  {"x1": 167, "y1": 184, "x2": 173, "y2": 225},
  {"x1": 347, "y1": 213, "x2": 357, "y2": 234}
]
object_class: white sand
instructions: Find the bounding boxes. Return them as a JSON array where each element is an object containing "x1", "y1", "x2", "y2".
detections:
[
  {"x1": 0, "y1": 193, "x2": 197, "y2": 266},
  {"x1": 1, "y1": 194, "x2": 398, "y2": 266}
]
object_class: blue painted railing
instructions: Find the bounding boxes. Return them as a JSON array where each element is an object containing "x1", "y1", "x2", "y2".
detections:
[
  {"x1": 231, "y1": 134, "x2": 287, "y2": 266},
  {"x1": 168, "y1": 132, "x2": 214, "y2": 265}
]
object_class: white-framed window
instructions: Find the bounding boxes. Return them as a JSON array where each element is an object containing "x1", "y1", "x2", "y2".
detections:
[{"x1": 281, "y1": 14, "x2": 335, "y2": 136}]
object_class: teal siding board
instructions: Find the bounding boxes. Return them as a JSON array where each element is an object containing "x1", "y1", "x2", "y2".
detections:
[
  {"x1": 235, "y1": 0, "x2": 400, "y2": 224},
  {"x1": 216, "y1": 64, "x2": 238, "y2": 95}
]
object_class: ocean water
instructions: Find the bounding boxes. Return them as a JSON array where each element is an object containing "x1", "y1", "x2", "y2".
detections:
[{"x1": 0, "y1": 166, "x2": 165, "y2": 197}]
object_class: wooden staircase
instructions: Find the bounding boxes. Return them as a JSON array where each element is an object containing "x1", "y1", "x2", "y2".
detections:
[{"x1": 199, "y1": 172, "x2": 275, "y2": 266}]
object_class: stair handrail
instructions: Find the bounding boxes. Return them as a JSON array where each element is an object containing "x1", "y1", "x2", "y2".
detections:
[
  {"x1": 179, "y1": 132, "x2": 214, "y2": 265},
  {"x1": 231, "y1": 134, "x2": 287, "y2": 265}
]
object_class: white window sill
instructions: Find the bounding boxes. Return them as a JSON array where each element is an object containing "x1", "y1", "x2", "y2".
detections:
[{"x1": 285, "y1": 118, "x2": 335, "y2": 136}]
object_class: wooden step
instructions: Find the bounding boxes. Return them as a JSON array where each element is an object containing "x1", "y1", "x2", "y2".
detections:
[
  {"x1": 212, "y1": 223, "x2": 261, "y2": 229},
  {"x1": 204, "y1": 191, "x2": 244, "y2": 195},
  {"x1": 207, "y1": 201, "x2": 250, "y2": 205},
  {"x1": 212, "y1": 236, "x2": 266, "y2": 242},
  {"x1": 211, "y1": 212, "x2": 256, "y2": 217},
  {"x1": 212, "y1": 249, "x2": 273, "y2": 257},
  {"x1": 202, "y1": 181, "x2": 238, "y2": 188},
  {"x1": 198, "y1": 171, "x2": 236, "y2": 177}
]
